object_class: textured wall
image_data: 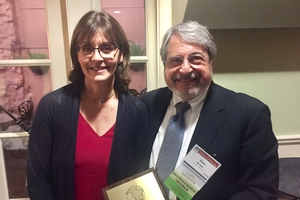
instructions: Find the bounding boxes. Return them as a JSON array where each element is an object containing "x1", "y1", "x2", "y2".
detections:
[{"x1": 0, "y1": 0, "x2": 16, "y2": 60}]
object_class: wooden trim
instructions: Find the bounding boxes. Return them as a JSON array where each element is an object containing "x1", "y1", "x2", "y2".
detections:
[{"x1": 277, "y1": 134, "x2": 300, "y2": 158}]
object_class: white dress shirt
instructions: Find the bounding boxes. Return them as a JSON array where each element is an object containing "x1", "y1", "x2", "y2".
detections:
[{"x1": 149, "y1": 88, "x2": 208, "y2": 200}]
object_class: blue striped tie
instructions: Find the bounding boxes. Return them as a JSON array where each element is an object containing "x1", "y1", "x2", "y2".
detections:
[{"x1": 155, "y1": 101, "x2": 191, "y2": 193}]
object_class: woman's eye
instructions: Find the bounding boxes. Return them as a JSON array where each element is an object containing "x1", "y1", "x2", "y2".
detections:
[
  {"x1": 82, "y1": 45, "x2": 93, "y2": 53},
  {"x1": 100, "y1": 45, "x2": 114, "y2": 53}
]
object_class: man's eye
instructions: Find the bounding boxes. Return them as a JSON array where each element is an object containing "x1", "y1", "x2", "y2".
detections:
[
  {"x1": 189, "y1": 56, "x2": 205, "y2": 64},
  {"x1": 170, "y1": 58, "x2": 183, "y2": 65}
]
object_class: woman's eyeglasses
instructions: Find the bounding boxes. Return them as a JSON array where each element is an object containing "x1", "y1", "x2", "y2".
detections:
[{"x1": 77, "y1": 44, "x2": 118, "y2": 59}]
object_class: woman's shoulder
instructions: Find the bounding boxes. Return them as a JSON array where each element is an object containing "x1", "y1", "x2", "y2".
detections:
[
  {"x1": 39, "y1": 83, "x2": 79, "y2": 106},
  {"x1": 119, "y1": 92, "x2": 147, "y2": 110}
]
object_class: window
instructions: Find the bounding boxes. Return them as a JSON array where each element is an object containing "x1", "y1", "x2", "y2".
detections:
[
  {"x1": 0, "y1": 0, "x2": 66, "y2": 198},
  {"x1": 0, "y1": 0, "x2": 51, "y2": 199},
  {"x1": 101, "y1": 0, "x2": 147, "y2": 96}
]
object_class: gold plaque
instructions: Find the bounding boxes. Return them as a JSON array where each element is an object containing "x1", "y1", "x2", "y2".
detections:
[{"x1": 103, "y1": 168, "x2": 167, "y2": 200}]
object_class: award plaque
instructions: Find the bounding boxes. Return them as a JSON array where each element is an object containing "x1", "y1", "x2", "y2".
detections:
[{"x1": 102, "y1": 168, "x2": 167, "y2": 200}]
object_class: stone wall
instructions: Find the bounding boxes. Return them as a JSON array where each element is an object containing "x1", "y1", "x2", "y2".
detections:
[
  {"x1": 0, "y1": 0, "x2": 17, "y2": 60},
  {"x1": 0, "y1": 0, "x2": 29, "y2": 117}
]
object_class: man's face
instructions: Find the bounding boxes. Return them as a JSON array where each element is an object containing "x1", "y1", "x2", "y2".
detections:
[{"x1": 164, "y1": 35, "x2": 213, "y2": 101}]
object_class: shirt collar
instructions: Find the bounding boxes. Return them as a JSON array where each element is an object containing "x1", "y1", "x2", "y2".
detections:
[{"x1": 171, "y1": 85, "x2": 210, "y2": 113}]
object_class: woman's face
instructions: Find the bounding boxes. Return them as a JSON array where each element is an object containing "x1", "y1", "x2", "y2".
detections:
[{"x1": 77, "y1": 30, "x2": 123, "y2": 87}]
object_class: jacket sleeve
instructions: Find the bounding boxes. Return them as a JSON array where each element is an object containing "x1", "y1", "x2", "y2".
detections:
[
  {"x1": 107, "y1": 93, "x2": 150, "y2": 184},
  {"x1": 230, "y1": 104, "x2": 279, "y2": 200},
  {"x1": 26, "y1": 95, "x2": 55, "y2": 200}
]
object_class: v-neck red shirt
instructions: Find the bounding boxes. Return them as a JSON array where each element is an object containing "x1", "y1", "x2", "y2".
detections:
[{"x1": 75, "y1": 113, "x2": 114, "y2": 200}]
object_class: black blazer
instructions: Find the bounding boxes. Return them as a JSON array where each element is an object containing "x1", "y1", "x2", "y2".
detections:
[
  {"x1": 27, "y1": 83, "x2": 149, "y2": 200},
  {"x1": 141, "y1": 82, "x2": 279, "y2": 200}
]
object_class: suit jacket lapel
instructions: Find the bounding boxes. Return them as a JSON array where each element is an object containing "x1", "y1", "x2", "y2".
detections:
[{"x1": 188, "y1": 83, "x2": 225, "y2": 152}]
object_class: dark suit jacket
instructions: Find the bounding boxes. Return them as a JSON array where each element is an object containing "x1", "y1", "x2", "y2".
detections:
[
  {"x1": 27, "y1": 83, "x2": 149, "y2": 200},
  {"x1": 141, "y1": 82, "x2": 279, "y2": 200}
]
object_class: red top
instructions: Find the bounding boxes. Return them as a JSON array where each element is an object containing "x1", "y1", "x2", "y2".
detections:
[{"x1": 75, "y1": 113, "x2": 114, "y2": 200}]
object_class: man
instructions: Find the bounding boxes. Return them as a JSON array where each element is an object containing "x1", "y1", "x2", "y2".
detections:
[{"x1": 141, "y1": 21, "x2": 279, "y2": 200}]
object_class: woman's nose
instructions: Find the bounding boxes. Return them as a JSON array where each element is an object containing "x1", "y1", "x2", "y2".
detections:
[{"x1": 91, "y1": 50, "x2": 104, "y2": 61}]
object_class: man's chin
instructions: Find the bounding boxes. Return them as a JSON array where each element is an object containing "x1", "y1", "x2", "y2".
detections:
[{"x1": 171, "y1": 87, "x2": 201, "y2": 101}]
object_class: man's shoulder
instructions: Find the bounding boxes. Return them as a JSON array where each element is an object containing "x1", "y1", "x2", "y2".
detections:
[
  {"x1": 141, "y1": 87, "x2": 172, "y2": 103},
  {"x1": 211, "y1": 83, "x2": 267, "y2": 108},
  {"x1": 144, "y1": 87, "x2": 171, "y2": 97}
]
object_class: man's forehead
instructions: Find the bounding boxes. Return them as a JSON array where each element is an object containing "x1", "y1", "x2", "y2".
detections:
[{"x1": 169, "y1": 35, "x2": 206, "y2": 50}]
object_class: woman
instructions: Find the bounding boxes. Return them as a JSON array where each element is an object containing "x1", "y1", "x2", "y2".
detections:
[{"x1": 27, "y1": 11, "x2": 149, "y2": 200}]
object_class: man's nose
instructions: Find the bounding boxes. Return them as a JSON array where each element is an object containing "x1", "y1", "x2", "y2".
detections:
[{"x1": 180, "y1": 59, "x2": 193, "y2": 73}]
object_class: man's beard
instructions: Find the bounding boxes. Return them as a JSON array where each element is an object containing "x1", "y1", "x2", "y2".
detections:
[{"x1": 171, "y1": 84, "x2": 203, "y2": 101}]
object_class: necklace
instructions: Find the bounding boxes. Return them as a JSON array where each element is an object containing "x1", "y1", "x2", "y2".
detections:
[{"x1": 84, "y1": 89, "x2": 115, "y2": 104}]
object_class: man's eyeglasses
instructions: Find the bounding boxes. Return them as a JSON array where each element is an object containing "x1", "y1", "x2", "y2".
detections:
[
  {"x1": 77, "y1": 44, "x2": 118, "y2": 59},
  {"x1": 166, "y1": 53, "x2": 210, "y2": 68}
]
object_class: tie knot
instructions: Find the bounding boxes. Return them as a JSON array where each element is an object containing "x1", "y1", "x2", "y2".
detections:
[{"x1": 175, "y1": 102, "x2": 190, "y2": 115}]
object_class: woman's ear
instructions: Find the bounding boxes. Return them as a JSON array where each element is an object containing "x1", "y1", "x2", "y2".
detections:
[{"x1": 119, "y1": 54, "x2": 123, "y2": 63}]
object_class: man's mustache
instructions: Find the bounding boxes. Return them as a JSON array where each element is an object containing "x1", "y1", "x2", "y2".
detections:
[{"x1": 172, "y1": 72, "x2": 199, "y2": 81}]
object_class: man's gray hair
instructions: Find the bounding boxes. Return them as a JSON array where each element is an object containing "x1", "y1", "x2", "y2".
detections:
[{"x1": 160, "y1": 21, "x2": 217, "y2": 66}]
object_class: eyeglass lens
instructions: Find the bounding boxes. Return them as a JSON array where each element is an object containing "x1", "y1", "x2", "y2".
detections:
[
  {"x1": 168, "y1": 54, "x2": 208, "y2": 67},
  {"x1": 78, "y1": 45, "x2": 116, "y2": 58}
]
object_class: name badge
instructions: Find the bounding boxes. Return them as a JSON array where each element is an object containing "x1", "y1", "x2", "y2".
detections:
[{"x1": 164, "y1": 145, "x2": 221, "y2": 200}]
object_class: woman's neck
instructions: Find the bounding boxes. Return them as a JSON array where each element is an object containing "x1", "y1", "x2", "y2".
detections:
[{"x1": 84, "y1": 87, "x2": 115, "y2": 104}]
